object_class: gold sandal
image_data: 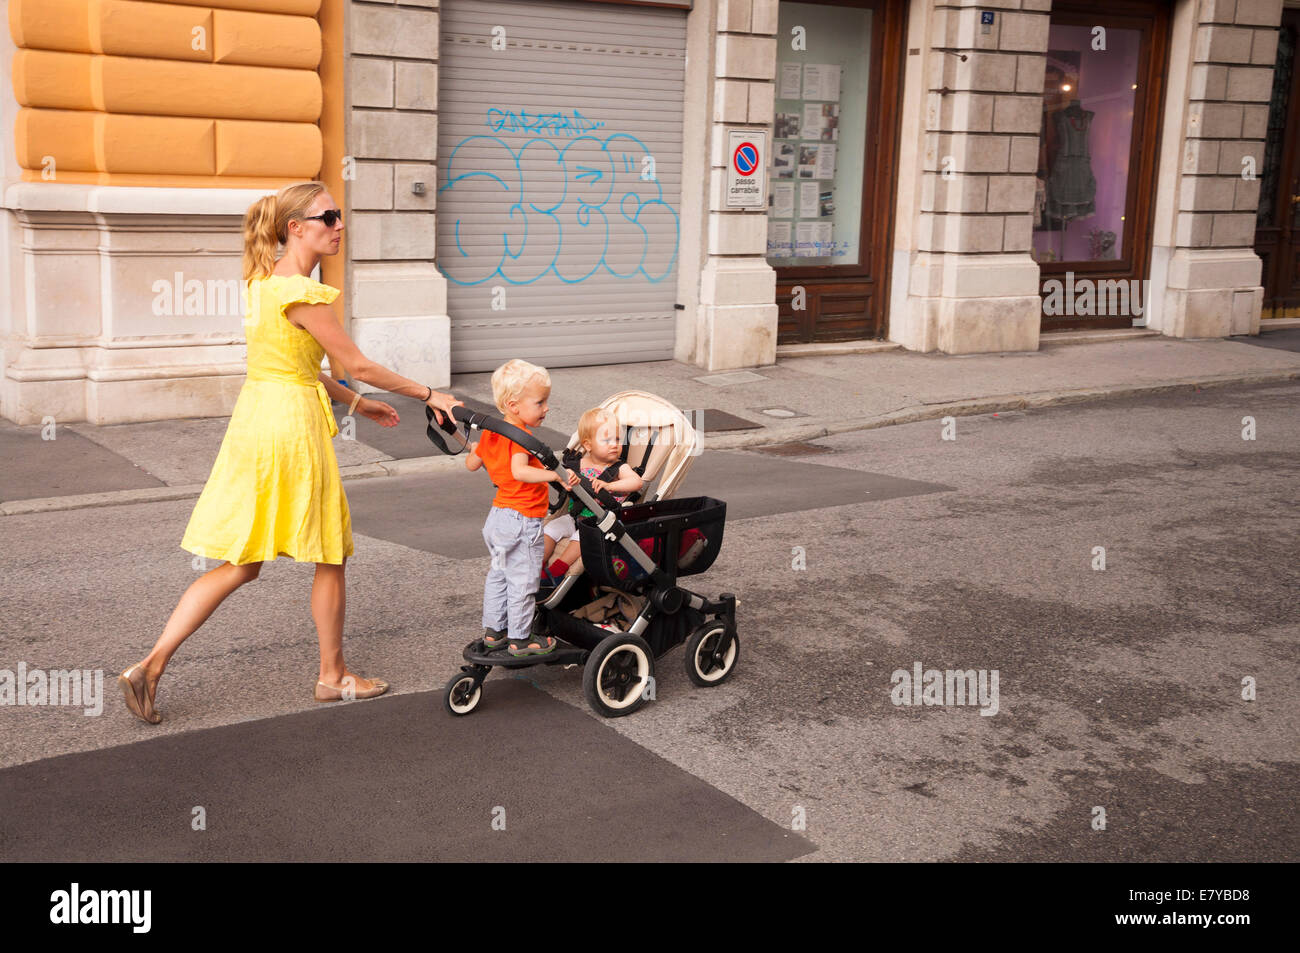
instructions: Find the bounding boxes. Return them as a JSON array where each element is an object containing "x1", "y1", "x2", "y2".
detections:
[
  {"x1": 314, "y1": 675, "x2": 389, "y2": 702},
  {"x1": 118, "y1": 664, "x2": 161, "y2": 724}
]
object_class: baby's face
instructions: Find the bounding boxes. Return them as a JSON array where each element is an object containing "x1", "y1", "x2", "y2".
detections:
[
  {"x1": 586, "y1": 420, "x2": 621, "y2": 465},
  {"x1": 509, "y1": 380, "x2": 550, "y2": 427}
]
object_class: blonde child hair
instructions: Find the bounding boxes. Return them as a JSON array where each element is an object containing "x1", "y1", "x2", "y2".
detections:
[
  {"x1": 242, "y1": 181, "x2": 328, "y2": 280},
  {"x1": 490, "y1": 359, "x2": 551, "y2": 413},
  {"x1": 577, "y1": 407, "x2": 617, "y2": 451}
]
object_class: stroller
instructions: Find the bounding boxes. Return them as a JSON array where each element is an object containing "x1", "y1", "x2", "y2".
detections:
[{"x1": 426, "y1": 392, "x2": 740, "y2": 718}]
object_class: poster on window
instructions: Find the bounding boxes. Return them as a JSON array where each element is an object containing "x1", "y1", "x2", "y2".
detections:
[
  {"x1": 798, "y1": 144, "x2": 820, "y2": 179},
  {"x1": 802, "y1": 63, "x2": 841, "y2": 102},
  {"x1": 768, "y1": 221, "x2": 794, "y2": 257},
  {"x1": 779, "y1": 62, "x2": 803, "y2": 99},
  {"x1": 815, "y1": 143, "x2": 837, "y2": 179},
  {"x1": 769, "y1": 181, "x2": 795, "y2": 218},
  {"x1": 775, "y1": 111, "x2": 801, "y2": 140},
  {"x1": 801, "y1": 104, "x2": 840, "y2": 142},
  {"x1": 772, "y1": 142, "x2": 797, "y2": 179},
  {"x1": 799, "y1": 181, "x2": 820, "y2": 218}
]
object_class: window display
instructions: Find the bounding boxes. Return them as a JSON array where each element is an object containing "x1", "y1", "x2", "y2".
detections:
[
  {"x1": 767, "y1": 2, "x2": 870, "y2": 267},
  {"x1": 1032, "y1": 25, "x2": 1141, "y2": 264}
]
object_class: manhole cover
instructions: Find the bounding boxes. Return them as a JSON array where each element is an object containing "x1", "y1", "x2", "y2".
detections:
[{"x1": 693, "y1": 371, "x2": 769, "y2": 387}]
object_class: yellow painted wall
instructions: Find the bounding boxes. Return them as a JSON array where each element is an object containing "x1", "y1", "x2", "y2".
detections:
[{"x1": 9, "y1": 0, "x2": 332, "y2": 187}]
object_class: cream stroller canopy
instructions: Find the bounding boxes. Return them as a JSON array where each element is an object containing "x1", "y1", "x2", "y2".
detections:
[
  {"x1": 542, "y1": 390, "x2": 700, "y2": 590},
  {"x1": 561, "y1": 390, "x2": 699, "y2": 505}
]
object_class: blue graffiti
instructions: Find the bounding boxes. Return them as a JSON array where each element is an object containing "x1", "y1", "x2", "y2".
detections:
[
  {"x1": 439, "y1": 130, "x2": 680, "y2": 287},
  {"x1": 485, "y1": 108, "x2": 605, "y2": 138}
]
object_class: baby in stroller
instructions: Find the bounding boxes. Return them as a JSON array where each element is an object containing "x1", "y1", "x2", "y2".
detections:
[
  {"x1": 542, "y1": 405, "x2": 708, "y2": 587},
  {"x1": 542, "y1": 407, "x2": 645, "y2": 584}
]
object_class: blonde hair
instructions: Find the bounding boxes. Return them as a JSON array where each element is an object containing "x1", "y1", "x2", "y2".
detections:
[
  {"x1": 577, "y1": 408, "x2": 616, "y2": 451},
  {"x1": 490, "y1": 359, "x2": 550, "y2": 412},
  {"x1": 242, "y1": 181, "x2": 329, "y2": 280}
]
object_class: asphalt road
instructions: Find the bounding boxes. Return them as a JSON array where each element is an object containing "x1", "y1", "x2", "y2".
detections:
[{"x1": 1, "y1": 381, "x2": 1296, "y2": 861}]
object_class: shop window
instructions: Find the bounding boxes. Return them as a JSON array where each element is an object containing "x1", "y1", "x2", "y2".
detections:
[
  {"x1": 1032, "y1": 23, "x2": 1143, "y2": 264},
  {"x1": 767, "y1": 1, "x2": 871, "y2": 267}
]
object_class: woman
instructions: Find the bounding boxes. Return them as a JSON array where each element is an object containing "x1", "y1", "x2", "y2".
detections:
[{"x1": 118, "y1": 181, "x2": 461, "y2": 724}]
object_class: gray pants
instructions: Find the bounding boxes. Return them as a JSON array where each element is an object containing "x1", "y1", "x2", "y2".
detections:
[{"x1": 481, "y1": 505, "x2": 544, "y2": 640}]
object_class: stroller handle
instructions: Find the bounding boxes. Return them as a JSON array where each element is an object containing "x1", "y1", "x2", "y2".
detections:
[
  {"x1": 428, "y1": 404, "x2": 663, "y2": 583},
  {"x1": 443, "y1": 405, "x2": 560, "y2": 469}
]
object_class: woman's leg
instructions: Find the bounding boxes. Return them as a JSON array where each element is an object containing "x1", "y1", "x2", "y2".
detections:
[
  {"x1": 311, "y1": 556, "x2": 381, "y2": 690},
  {"x1": 141, "y1": 560, "x2": 263, "y2": 682}
]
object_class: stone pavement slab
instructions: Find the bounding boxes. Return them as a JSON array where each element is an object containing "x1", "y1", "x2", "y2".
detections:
[
  {"x1": 0, "y1": 680, "x2": 814, "y2": 863},
  {"x1": 343, "y1": 449, "x2": 951, "y2": 560},
  {"x1": 0, "y1": 420, "x2": 162, "y2": 503}
]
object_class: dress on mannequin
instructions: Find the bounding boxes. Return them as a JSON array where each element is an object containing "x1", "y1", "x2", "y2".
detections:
[{"x1": 1046, "y1": 101, "x2": 1098, "y2": 221}]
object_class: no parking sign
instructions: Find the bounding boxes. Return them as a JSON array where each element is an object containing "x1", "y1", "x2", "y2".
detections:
[{"x1": 726, "y1": 129, "x2": 767, "y2": 209}]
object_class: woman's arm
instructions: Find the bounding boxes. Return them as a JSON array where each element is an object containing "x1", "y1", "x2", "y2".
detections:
[
  {"x1": 317, "y1": 373, "x2": 356, "y2": 405},
  {"x1": 291, "y1": 302, "x2": 460, "y2": 418}
]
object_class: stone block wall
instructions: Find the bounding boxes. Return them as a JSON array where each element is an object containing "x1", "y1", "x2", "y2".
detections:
[
  {"x1": 898, "y1": 0, "x2": 1049, "y2": 353},
  {"x1": 1159, "y1": 0, "x2": 1281, "y2": 338},
  {"x1": 346, "y1": 0, "x2": 449, "y2": 391},
  {"x1": 678, "y1": 0, "x2": 780, "y2": 370}
]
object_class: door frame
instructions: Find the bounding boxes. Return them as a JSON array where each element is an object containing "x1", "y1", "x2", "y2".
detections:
[
  {"x1": 774, "y1": 0, "x2": 907, "y2": 344},
  {"x1": 1037, "y1": 0, "x2": 1171, "y2": 332},
  {"x1": 1256, "y1": 7, "x2": 1300, "y2": 318}
]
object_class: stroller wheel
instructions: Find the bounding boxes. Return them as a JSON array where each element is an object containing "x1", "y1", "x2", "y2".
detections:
[
  {"x1": 443, "y1": 672, "x2": 483, "y2": 716},
  {"x1": 583, "y1": 632, "x2": 654, "y2": 718},
  {"x1": 684, "y1": 622, "x2": 739, "y2": 687}
]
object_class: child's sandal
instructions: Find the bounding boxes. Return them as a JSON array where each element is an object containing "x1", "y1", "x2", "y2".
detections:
[
  {"x1": 507, "y1": 634, "x2": 557, "y2": 657},
  {"x1": 482, "y1": 627, "x2": 508, "y2": 649}
]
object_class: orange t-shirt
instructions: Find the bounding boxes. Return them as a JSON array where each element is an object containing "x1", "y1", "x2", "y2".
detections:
[{"x1": 476, "y1": 429, "x2": 549, "y2": 517}]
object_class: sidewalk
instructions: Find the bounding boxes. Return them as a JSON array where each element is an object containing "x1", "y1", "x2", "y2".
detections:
[{"x1": 3, "y1": 328, "x2": 1299, "y2": 515}]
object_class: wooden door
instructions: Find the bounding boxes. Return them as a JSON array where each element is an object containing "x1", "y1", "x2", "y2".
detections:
[
  {"x1": 1035, "y1": 0, "x2": 1170, "y2": 331},
  {"x1": 771, "y1": 0, "x2": 905, "y2": 344},
  {"x1": 1256, "y1": 9, "x2": 1300, "y2": 318}
]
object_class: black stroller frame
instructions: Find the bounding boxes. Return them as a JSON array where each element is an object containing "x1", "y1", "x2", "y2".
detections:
[{"x1": 432, "y1": 404, "x2": 740, "y2": 718}]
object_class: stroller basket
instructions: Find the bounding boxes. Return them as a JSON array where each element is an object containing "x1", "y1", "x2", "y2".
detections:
[{"x1": 578, "y1": 496, "x2": 726, "y2": 588}]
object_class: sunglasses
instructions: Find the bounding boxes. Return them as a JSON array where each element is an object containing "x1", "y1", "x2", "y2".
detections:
[{"x1": 302, "y1": 210, "x2": 343, "y2": 227}]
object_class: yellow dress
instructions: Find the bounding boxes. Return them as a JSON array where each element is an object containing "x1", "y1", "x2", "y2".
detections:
[{"x1": 181, "y1": 273, "x2": 353, "y2": 565}]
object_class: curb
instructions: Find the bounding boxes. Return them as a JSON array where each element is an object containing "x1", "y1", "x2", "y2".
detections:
[
  {"x1": 700, "y1": 367, "x2": 1300, "y2": 450},
  {"x1": 4, "y1": 368, "x2": 1298, "y2": 516}
]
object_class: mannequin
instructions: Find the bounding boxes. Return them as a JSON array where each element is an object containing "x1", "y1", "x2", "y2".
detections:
[{"x1": 1047, "y1": 98, "x2": 1097, "y2": 222}]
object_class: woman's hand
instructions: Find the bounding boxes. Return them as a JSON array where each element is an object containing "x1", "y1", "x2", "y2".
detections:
[
  {"x1": 358, "y1": 397, "x2": 399, "y2": 427},
  {"x1": 426, "y1": 389, "x2": 463, "y2": 427}
]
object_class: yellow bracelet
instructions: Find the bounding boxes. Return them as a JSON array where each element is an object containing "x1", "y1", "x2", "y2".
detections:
[{"x1": 347, "y1": 392, "x2": 362, "y2": 416}]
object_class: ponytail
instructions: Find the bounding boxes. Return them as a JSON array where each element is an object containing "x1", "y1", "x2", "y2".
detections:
[
  {"x1": 241, "y1": 181, "x2": 329, "y2": 280},
  {"x1": 242, "y1": 195, "x2": 279, "y2": 280}
]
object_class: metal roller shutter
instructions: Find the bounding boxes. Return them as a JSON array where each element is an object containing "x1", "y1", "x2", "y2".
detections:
[{"x1": 437, "y1": 0, "x2": 687, "y2": 372}]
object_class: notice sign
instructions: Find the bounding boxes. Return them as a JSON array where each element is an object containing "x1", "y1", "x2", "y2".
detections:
[{"x1": 726, "y1": 129, "x2": 767, "y2": 209}]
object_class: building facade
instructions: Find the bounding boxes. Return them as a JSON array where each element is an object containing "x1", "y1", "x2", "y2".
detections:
[{"x1": 0, "y1": 0, "x2": 1289, "y2": 424}]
